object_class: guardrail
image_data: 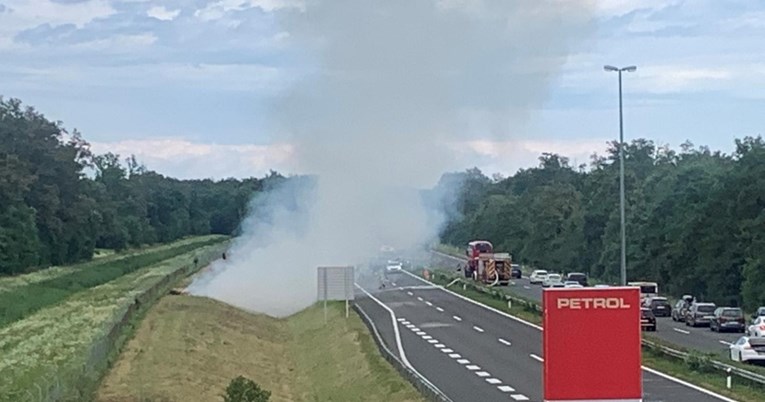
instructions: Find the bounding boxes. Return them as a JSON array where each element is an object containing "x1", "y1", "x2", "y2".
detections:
[
  {"x1": 353, "y1": 303, "x2": 453, "y2": 402},
  {"x1": 428, "y1": 266, "x2": 765, "y2": 390}
]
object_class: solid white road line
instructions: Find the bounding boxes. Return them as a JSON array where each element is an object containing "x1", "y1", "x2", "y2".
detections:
[
  {"x1": 457, "y1": 359, "x2": 470, "y2": 364},
  {"x1": 449, "y1": 353, "x2": 462, "y2": 358},
  {"x1": 466, "y1": 365, "x2": 481, "y2": 371},
  {"x1": 486, "y1": 378, "x2": 502, "y2": 385},
  {"x1": 719, "y1": 340, "x2": 732, "y2": 346},
  {"x1": 673, "y1": 328, "x2": 691, "y2": 335},
  {"x1": 475, "y1": 371, "x2": 490, "y2": 378},
  {"x1": 355, "y1": 284, "x2": 411, "y2": 367},
  {"x1": 498, "y1": 338, "x2": 511, "y2": 346},
  {"x1": 436, "y1": 307, "x2": 444, "y2": 312},
  {"x1": 473, "y1": 326, "x2": 484, "y2": 333},
  {"x1": 530, "y1": 354, "x2": 544, "y2": 363},
  {"x1": 453, "y1": 315, "x2": 462, "y2": 321},
  {"x1": 497, "y1": 385, "x2": 515, "y2": 392},
  {"x1": 642, "y1": 366, "x2": 737, "y2": 402}
]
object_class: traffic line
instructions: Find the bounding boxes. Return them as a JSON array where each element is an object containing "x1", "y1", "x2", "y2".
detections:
[
  {"x1": 511, "y1": 394, "x2": 529, "y2": 401},
  {"x1": 397, "y1": 318, "x2": 405, "y2": 322},
  {"x1": 473, "y1": 326, "x2": 485, "y2": 333},
  {"x1": 391, "y1": 282, "x2": 397, "y2": 286},
  {"x1": 719, "y1": 340, "x2": 732, "y2": 346},
  {"x1": 497, "y1": 385, "x2": 515, "y2": 392},
  {"x1": 427, "y1": 339, "x2": 439, "y2": 344},
  {"x1": 498, "y1": 338, "x2": 511, "y2": 346},
  {"x1": 422, "y1": 335, "x2": 432, "y2": 340},
  {"x1": 434, "y1": 343, "x2": 445, "y2": 348},
  {"x1": 441, "y1": 348, "x2": 454, "y2": 353},
  {"x1": 673, "y1": 328, "x2": 691, "y2": 335},
  {"x1": 466, "y1": 365, "x2": 481, "y2": 371},
  {"x1": 457, "y1": 359, "x2": 470, "y2": 364},
  {"x1": 530, "y1": 354, "x2": 544, "y2": 363},
  {"x1": 448, "y1": 353, "x2": 462, "y2": 359},
  {"x1": 407, "y1": 291, "x2": 413, "y2": 296},
  {"x1": 436, "y1": 307, "x2": 444, "y2": 312},
  {"x1": 425, "y1": 301, "x2": 433, "y2": 306},
  {"x1": 453, "y1": 315, "x2": 462, "y2": 321},
  {"x1": 486, "y1": 378, "x2": 502, "y2": 385},
  {"x1": 415, "y1": 331, "x2": 425, "y2": 335},
  {"x1": 417, "y1": 296, "x2": 423, "y2": 301},
  {"x1": 475, "y1": 371, "x2": 491, "y2": 378},
  {"x1": 523, "y1": 285, "x2": 530, "y2": 289}
]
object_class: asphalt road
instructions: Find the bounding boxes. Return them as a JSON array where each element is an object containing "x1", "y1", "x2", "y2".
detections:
[
  {"x1": 355, "y1": 268, "x2": 737, "y2": 402},
  {"x1": 430, "y1": 251, "x2": 742, "y2": 360}
]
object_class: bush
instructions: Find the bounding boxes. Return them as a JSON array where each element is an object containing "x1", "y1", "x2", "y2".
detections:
[{"x1": 223, "y1": 376, "x2": 271, "y2": 402}]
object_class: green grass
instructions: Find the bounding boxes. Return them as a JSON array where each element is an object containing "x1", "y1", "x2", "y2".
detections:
[
  {"x1": 97, "y1": 300, "x2": 424, "y2": 402},
  {"x1": 0, "y1": 241, "x2": 228, "y2": 402},
  {"x1": 0, "y1": 235, "x2": 228, "y2": 328}
]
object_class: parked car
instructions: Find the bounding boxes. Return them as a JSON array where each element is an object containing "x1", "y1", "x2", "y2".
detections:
[
  {"x1": 747, "y1": 316, "x2": 765, "y2": 337},
  {"x1": 566, "y1": 272, "x2": 588, "y2": 287},
  {"x1": 672, "y1": 299, "x2": 691, "y2": 322},
  {"x1": 641, "y1": 308, "x2": 657, "y2": 331},
  {"x1": 529, "y1": 270, "x2": 548, "y2": 285},
  {"x1": 730, "y1": 336, "x2": 765, "y2": 363},
  {"x1": 685, "y1": 302, "x2": 717, "y2": 327},
  {"x1": 510, "y1": 264, "x2": 522, "y2": 279},
  {"x1": 710, "y1": 307, "x2": 745, "y2": 333},
  {"x1": 646, "y1": 297, "x2": 672, "y2": 317},
  {"x1": 563, "y1": 281, "x2": 583, "y2": 288},
  {"x1": 542, "y1": 274, "x2": 564, "y2": 288}
]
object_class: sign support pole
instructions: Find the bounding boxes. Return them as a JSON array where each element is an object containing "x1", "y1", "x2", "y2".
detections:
[{"x1": 323, "y1": 268, "x2": 328, "y2": 324}]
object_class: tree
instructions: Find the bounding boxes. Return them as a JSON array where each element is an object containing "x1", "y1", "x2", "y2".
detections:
[{"x1": 223, "y1": 376, "x2": 271, "y2": 402}]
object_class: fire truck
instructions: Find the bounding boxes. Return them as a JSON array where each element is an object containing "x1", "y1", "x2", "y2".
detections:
[
  {"x1": 464, "y1": 240, "x2": 493, "y2": 278},
  {"x1": 464, "y1": 241, "x2": 512, "y2": 286}
]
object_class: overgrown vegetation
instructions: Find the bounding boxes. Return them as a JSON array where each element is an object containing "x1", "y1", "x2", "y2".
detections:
[
  {"x1": 433, "y1": 138, "x2": 765, "y2": 308},
  {"x1": 0, "y1": 235, "x2": 227, "y2": 328},
  {"x1": 223, "y1": 376, "x2": 271, "y2": 402},
  {"x1": 0, "y1": 97, "x2": 279, "y2": 275}
]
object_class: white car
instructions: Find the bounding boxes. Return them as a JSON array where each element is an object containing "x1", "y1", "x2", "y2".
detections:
[
  {"x1": 594, "y1": 284, "x2": 610, "y2": 288},
  {"x1": 385, "y1": 261, "x2": 402, "y2": 272},
  {"x1": 529, "y1": 270, "x2": 548, "y2": 284},
  {"x1": 730, "y1": 336, "x2": 765, "y2": 363},
  {"x1": 563, "y1": 281, "x2": 583, "y2": 288},
  {"x1": 747, "y1": 316, "x2": 765, "y2": 337},
  {"x1": 542, "y1": 274, "x2": 564, "y2": 288}
]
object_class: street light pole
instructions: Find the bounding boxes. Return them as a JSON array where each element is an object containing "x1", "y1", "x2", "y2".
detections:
[{"x1": 604, "y1": 65, "x2": 636, "y2": 286}]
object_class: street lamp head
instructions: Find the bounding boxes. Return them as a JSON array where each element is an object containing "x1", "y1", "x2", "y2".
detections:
[
  {"x1": 622, "y1": 66, "x2": 637, "y2": 72},
  {"x1": 604, "y1": 65, "x2": 619, "y2": 72}
]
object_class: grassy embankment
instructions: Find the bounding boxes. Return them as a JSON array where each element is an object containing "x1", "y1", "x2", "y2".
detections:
[
  {"x1": 97, "y1": 299, "x2": 424, "y2": 402},
  {"x1": 427, "y1": 269, "x2": 763, "y2": 402},
  {"x1": 0, "y1": 237, "x2": 229, "y2": 402}
]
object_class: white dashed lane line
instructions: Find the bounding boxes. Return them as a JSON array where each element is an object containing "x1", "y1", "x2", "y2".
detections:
[
  {"x1": 523, "y1": 285, "x2": 530, "y2": 289},
  {"x1": 457, "y1": 359, "x2": 470, "y2": 364},
  {"x1": 719, "y1": 340, "x2": 732, "y2": 346},
  {"x1": 498, "y1": 338, "x2": 511, "y2": 346},
  {"x1": 436, "y1": 307, "x2": 444, "y2": 312},
  {"x1": 417, "y1": 297, "x2": 424, "y2": 301},
  {"x1": 475, "y1": 371, "x2": 491, "y2": 378},
  {"x1": 396, "y1": 318, "x2": 405, "y2": 322},
  {"x1": 673, "y1": 328, "x2": 690, "y2": 335},
  {"x1": 486, "y1": 378, "x2": 502, "y2": 385},
  {"x1": 427, "y1": 339, "x2": 439, "y2": 344},
  {"x1": 448, "y1": 353, "x2": 462, "y2": 359},
  {"x1": 422, "y1": 335, "x2": 432, "y2": 340},
  {"x1": 511, "y1": 394, "x2": 530, "y2": 401},
  {"x1": 407, "y1": 291, "x2": 413, "y2": 296},
  {"x1": 466, "y1": 365, "x2": 481, "y2": 371},
  {"x1": 530, "y1": 354, "x2": 544, "y2": 363},
  {"x1": 497, "y1": 385, "x2": 515, "y2": 392},
  {"x1": 453, "y1": 315, "x2": 462, "y2": 321},
  {"x1": 425, "y1": 301, "x2": 433, "y2": 306},
  {"x1": 441, "y1": 348, "x2": 454, "y2": 353},
  {"x1": 473, "y1": 326, "x2": 485, "y2": 333},
  {"x1": 435, "y1": 343, "x2": 445, "y2": 348}
]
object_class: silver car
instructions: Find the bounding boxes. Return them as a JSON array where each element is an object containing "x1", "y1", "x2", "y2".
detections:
[{"x1": 542, "y1": 274, "x2": 564, "y2": 288}]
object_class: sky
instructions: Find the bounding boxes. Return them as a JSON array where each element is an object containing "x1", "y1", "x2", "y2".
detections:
[{"x1": 1, "y1": 0, "x2": 764, "y2": 185}]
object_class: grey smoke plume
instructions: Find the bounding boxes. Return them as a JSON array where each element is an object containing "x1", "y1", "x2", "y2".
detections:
[{"x1": 190, "y1": 0, "x2": 594, "y2": 317}]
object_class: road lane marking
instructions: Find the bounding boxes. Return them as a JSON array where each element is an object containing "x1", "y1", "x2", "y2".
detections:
[
  {"x1": 391, "y1": 282, "x2": 397, "y2": 286},
  {"x1": 441, "y1": 348, "x2": 454, "y2": 353},
  {"x1": 473, "y1": 326, "x2": 484, "y2": 333},
  {"x1": 401, "y1": 321, "x2": 410, "y2": 325},
  {"x1": 434, "y1": 344, "x2": 445, "y2": 348},
  {"x1": 425, "y1": 301, "x2": 433, "y2": 306},
  {"x1": 719, "y1": 340, "x2": 732, "y2": 346},
  {"x1": 523, "y1": 285, "x2": 530, "y2": 289},
  {"x1": 436, "y1": 307, "x2": 444, "y2": 312},
  {"x1": 498, "y1": 338, "x2": 511, "y2": 346},
  {"x1": 511, "y1": 395, "x2": 529, "y2": 401},
  {"x1": 530, "y1": 354, "x2": 544, "y2": 363},
  {"x1": 497, "y1": 385, "x2": 515, "y2": 392},
  {"x1": 407, "y1": 291, "x2": 413, "y2": 296},
  {"x1": 453, "y1": 315, "x2": 462, "y2": 321},
  {"x1": 466, "y1": 365, "x2": 480, "y2": 371},
  {"x1": 415, "y1": 331, "x2": 425, "y2": 335},
  {"x1": 673, "y1": 328, "x2": 690, "y2": 335},
  {"x1": 475, "y1": 371, "x2": 490, "y2": 378},
  {"x1": 642, "y1": 366, "x2": 737, "y2": 402},
  {"x1": 422, "y1": 335, "x2": 432, "y2": 340},
  {"x1": 417, "y1": 296, "x2": 423, "y2": 301},
  {"x1": 486, "y1": 378, "x2": 502, "y2": 385},
  {"x1": 449, "y1": 353, "x2": 462, "y2": 358},
  {"x1": 457, "y1": 359, "x2": 470, "y2": 364},
  {"x1": 397, "y1": 318, "x2": 405, "y2": 322},
  {"x1": 427, "y1": 339, "x2": 438, "y2": 344}
]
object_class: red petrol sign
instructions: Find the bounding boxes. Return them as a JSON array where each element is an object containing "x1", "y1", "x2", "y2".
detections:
[{"x1": 543, "y1": 287, "x2": 642, "y2": 402}]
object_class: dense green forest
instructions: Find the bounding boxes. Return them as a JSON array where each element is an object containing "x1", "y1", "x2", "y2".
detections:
[
  {"x1": 437, "y1": 137, "x2": 765, "y2": 309},
  {"x1": 0, "y1": 97, "x2": 273, "y2": 275}
]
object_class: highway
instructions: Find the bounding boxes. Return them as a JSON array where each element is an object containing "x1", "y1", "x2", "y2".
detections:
[
  {"x1": 431, "y1": 251, "x2": 742, "y2": 359},
  {"x1": 355, "y1": 268, "x2": 737, "y2": 402}
]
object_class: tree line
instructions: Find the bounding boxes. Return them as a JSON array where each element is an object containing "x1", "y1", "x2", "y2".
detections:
[
  {"x1": 0, "y1": 97, "x2": 276, "y2": 275},
  {"x1": 436, "y1": 137, "x2": 765, "y2": 309}
]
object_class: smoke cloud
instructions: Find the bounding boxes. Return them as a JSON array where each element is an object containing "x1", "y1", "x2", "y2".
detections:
[{"x1": 189, "y1": 0, "x2": 594, "y2": 317}]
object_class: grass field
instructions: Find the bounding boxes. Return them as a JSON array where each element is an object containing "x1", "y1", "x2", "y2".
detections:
[
  {"x1": 97, "y1": 298, "x2": 424, "y2": 402},
  {"x1": 0, "y1": 242, "x2": 228, "y2": 402}
]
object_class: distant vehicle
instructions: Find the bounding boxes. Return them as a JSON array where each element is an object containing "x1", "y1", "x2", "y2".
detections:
[
  {"x1": 710, "y1": 307, "x2": 745, "y2": 333},
  {"x1": 672, "y1": 300, "x2": 691, "y2": 322},
  {"x1": 646, "y1": 297, "x2": 671, "y2": 317},
  {"x1": 628, "y1": 281, "x2": 658, "y2": 304},
  {"x1": 730, "y1": 336, "x2": 765, "y2": 363},
  {"x1": 685, "y1": 302, "x2": 717, "y2": 327},
  {"x1": 385, "y1": 261, "x2": 402, "y2": 272},
  {"x1": 542, "y1": 274, "x2": 564, "y2": 288},
  {"x1": 566, "y1": 272, "x2": 588, "y2": 287},
  {"x1": 464, "y1": 240, "x2": 493, "y2": 278},
  {"x1": 529, "y1": 270, "x2": 548, "y2": 285},
  {"x1": 640, "y1": 308, "x2": 657, "y2": 331},
  {"x1": 475, "y1": 253, "x2": 513, "y2": 286},
  {"x1": 510, "y1": 264, "x2": 522, "y2": 279},
  {"x1": 747, "y1": 316, "x2": 765, "y2": 337},
  {"x1": 593, "y1": 284, "x2": 610, "y2": 288},
  {"x1": 563, "y1": 281, "x2": 583, "y2": 288},
  {"x1": 750, "y1": 306, "x2": 765, "y2": 321}
]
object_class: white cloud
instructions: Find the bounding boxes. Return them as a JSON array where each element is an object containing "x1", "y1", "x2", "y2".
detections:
[
  {"x1": 147, "y1": 6, "x2": 181, "y2": 21},
  {"x1": 194, "y1": 0, "x2": 303, "y2": 21},
  {"x1": 636, "y1": 65, "x2": 733, "y2": 93},
  {"x1": 0, "y1": 0, "x2": 115, "y2": 32},
  {"x1": 90, "y1": 138, "x2": 296, "y2": 180}
]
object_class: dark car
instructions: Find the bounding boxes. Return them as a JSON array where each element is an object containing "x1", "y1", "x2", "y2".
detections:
[
  {"x1": 641, "y1": 308, "x2": 657, "y2": 331},
  {"x1": 685, "y1": 302, "x2": 717, "y2": 327},
  {"x1": 510, "y1": 264, "x2": 522, "y2": 279},
  {"x1": 648, "y1": 297, "x2": 672, "y2": 317},
  {"x1": 566, "y1": 272, "x2": 588, "y2": 287},
  {"x1": 710, "y1": 307, "x2": 745, "y2": 333},
  {"x1": 672, "y1": 299, "x2": 690, "y2": 322}
]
